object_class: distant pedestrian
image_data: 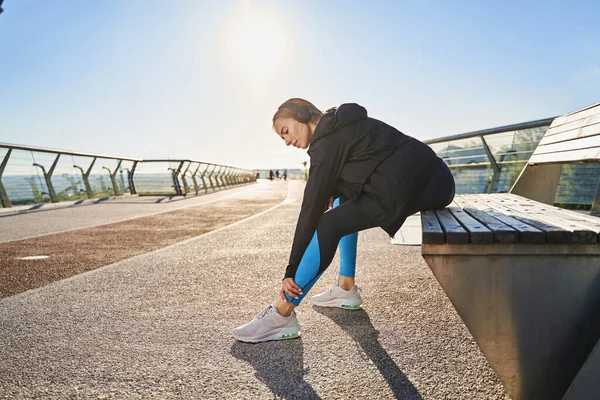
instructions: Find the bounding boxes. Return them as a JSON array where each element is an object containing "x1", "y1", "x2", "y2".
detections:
[
  {"x1": 276, "y1": 170, "x2": 280, "y2": 179},
  {"x1": 268, "y1": 170, "x2": 274, "y2": 181},
  {"x1": 233, "y1": 98, "x2": 455, "y2": 343},
  {"x1": 283, "y1": 169, "x2": 287, "y2": 181}
]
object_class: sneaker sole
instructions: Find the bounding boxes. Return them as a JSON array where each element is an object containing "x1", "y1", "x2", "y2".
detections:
[
  {"x1": 311, "y1": 298, "x2": 363, "y2": 310},
  {"x1": 233, "y1": 324, "x2": 301, "y2": 343}
]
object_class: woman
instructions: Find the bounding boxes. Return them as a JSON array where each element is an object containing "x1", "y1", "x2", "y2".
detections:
[{"x1": 233, "y1": 98, "x2": 455, "y2": 343}]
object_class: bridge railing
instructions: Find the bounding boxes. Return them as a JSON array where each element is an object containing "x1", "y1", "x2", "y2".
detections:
[
  {"x1": 424, "y1": 118, "x2": 600, "y2": 209},
  {"x1": 0, "y1": 143, "x2": 257, "y2": 208},
  {"x1": 424, "y1": 118, "x2": 555, "y2": 194}
]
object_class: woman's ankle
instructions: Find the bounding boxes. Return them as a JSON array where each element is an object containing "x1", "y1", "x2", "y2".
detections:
[
  {"x1": 274, "y1": 298, "x2": 295, "y2": 317},
  {"x1": 338, "y1": 275, "x2": 355, "y2": 291}
]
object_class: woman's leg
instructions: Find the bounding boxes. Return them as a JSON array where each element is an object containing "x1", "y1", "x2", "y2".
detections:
[
  {"x1": 333, "y1": 198, "x2": 359, "y2": 290},
  {"x1": 278, "y1": 199, "x2": 376, "y2": 310}
]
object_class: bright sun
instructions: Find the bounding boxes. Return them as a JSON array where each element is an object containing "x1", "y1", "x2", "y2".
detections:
[{"x1": 226, "y1": 12, "x2": 286, "y2": 84}]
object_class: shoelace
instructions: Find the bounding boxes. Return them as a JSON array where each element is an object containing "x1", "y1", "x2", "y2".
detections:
[{"x1": 256, "y1": 305, "x2": 275, "y2": 320}]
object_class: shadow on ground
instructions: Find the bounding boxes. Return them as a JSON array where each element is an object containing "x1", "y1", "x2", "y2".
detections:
[
  {"x1": 314, "y1": 307, "x2": 423, "y2": 400},
  {"x1": 231, "y1": 339, "x2": 321, "y2": 399}
]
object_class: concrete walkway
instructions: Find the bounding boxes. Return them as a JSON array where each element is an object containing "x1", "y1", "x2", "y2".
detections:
[
  {"x1": 0, "y1": 183, "x2": 261, "y2": 244},
  {"x1": 0, "y1": 180, "x2": 508, "y2": 399}
]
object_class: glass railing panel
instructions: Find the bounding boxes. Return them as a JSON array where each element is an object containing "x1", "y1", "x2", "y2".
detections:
[
  {"x1": 2, "y1": 149, "x2": 51, "y2": 205},
  {"x1": 85, "y1": 159, "x2": 114, "y2": 197},
  {"x1": 555, "y1": 163, "x2": 600, "y2": 209},
  {"x1": 428, "y1": 122, "x2": 555, "y2": 197},
  {"x1": 451, "y1": 166, "x2": 493, "y2": 194},
  {"x1": 132, "y1": 161, "x2": 178, "y2": 195},
  {"x1": 51, "y1": 154, "x2": 88, "y2": 201},
  {"x1": 485, "y1": 126, "x2": 547, "y2": 162},
  {"x1": 429, "y1": 138, "x2": 488, "y2": 166},
  {"x1": 494, "y1": 161, "x2": 528, "y2": 193}
]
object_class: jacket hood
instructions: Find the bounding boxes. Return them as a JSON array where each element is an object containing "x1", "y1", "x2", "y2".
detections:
[{"x1": 310, "y1": 103, "x2": 368, "y2": 144}]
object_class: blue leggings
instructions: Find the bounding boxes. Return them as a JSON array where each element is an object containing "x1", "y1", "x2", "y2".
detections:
[
  {"x1": 285, "y1": 157, "x2": 455, "y2": 306},
  {"x1": 285, "y1": 198, "x2": 376, "y2": 305},
  {"x1": 334, "y1": 198, "x2": 359, "y2": 278}
]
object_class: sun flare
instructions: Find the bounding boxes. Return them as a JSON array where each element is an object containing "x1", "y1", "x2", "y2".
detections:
[{"x1": 226, "y1": 12, "x2": 286, "y2": 84}]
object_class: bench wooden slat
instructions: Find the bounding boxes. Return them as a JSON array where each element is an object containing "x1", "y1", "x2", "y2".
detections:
[
  {"x1": 434, "y1": 208, "x2": 469, "y2": 244},
  {"x1": 454, "y1": 196, "x2": 519, "y2": 243},
  {"x1": 498, "y1": 193, "x2": 600, "y2": 228},
  {"x1": 421, "y1": 210, "x2": 445, "y2": 244},
  {"x1": 464, "y1": 195, "x2": 546, "y2": 244},
  {"x1": 529, "y1": 146, "x2": 600, "y2": 164},
  {"x1": 545, "y1": 107, "x2": 600, "y2": 137},
  {"x1": 495, "y1": 194, "x2": 600, "y2": 237},
  {"x1": 539, "y1": 122, "x2": 600, "y2": 146},
  {"x1": 491, "y1": 194, "x2": 597, "y2": 244},
  {"x1": 448, "y1": 202, "x2": 494, "y2": 244},
  {"x1": 534, "y1": 134, "x2": 600, "y2": 155},
  {"x1": 502, "y1": 193, "x2": 600, "y2": 225},
  {"x1": 482, "y1": 196, "x2": 574, "y2": 244},
  {"x1": 559, "y1": 102, "x2": 600, "y2": 121}
]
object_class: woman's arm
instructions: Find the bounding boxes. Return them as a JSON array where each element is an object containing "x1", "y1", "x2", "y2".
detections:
[{"x1": 284, "y1": 140, "x2": 347, "y2": 279}]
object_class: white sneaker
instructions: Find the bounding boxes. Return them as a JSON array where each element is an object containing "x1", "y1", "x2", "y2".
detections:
[
  {"x1": 232, "y1": 305, "x2": 301, "y2": 343},
  {"x1": 311, "y1": 279, "x2": 363, "y2": 310}
]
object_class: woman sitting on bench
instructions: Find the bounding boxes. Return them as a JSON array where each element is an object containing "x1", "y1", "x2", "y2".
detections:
[{"x1": 233, "y1": 98, "x2": 455, "y2": 343}]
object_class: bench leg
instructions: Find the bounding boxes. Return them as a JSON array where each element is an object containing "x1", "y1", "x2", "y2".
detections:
[
  {"x1": 562, "y1": 337, "x2": 600, "y2": 400},
  {"x1": 422, "y1": 252, "x2": 600, "y2": 400}
]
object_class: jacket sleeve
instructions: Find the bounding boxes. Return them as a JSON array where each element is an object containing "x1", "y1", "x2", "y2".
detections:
[{"x1": 284, "y1": 139, "x2": 347, "y2": 279}]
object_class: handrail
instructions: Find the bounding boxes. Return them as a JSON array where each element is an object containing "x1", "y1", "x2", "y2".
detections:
[
  {"x1": 423, "y1": 117, "x2": 556, "y2": 145},
  {"x1": 0, "y1": 142, "x2": 141, "y2": 162}
]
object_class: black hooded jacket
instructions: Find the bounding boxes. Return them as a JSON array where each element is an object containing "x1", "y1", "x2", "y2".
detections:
[{"x1": 285, "y1": 103, "x2": 417, "y2": 279}]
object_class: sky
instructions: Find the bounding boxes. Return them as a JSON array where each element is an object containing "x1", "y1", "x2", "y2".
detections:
[{"x1": 1, "y1": 1, "x2": 599, "y2": 170}]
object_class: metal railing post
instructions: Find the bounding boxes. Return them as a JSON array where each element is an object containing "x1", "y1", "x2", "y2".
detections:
[
  {"x1": 224, "y1": 167, "x2": 233, "y2": 187},
  {"x1": 102, "y1": 160, "x2": 122, "y2": 196},
  {"x1": 114, "y1": 160, "x2": 123, "y2": 195},
  {"x1": 33, "y1": 153, "x2": 60, "y2": 203},
  {"x1": 208, "y1": 164, "x2": 217, "y2": 191},
  {"x1": 129, "y1": 161, "x2": 138, "y2": 195},
  {"x1": 191, "y1": 162, "x2": 201, "y2": 194},
  {"x1": 214, "y1": 165, "x2": 223, "y2": 190},
  {"x1": 74, "y1": 157, "x2": 96, "y2": 199},
  {"x1": 180, "y1": 161, "x2": 191, "y2": 195},
  {"x1": 480, "y1": 135, "x2": 501, "y2": 193},
  {"x1": 223, "y1": 166, "x2": 230, "y2": 187},
  {"x1": 200, "y1": 163, "x2": 210, "y2": 193},
  {"x1": 219, "y1": 165, "x2": 227, "y2": 188},
  {"x1": 168, "y1": 161, "x2": 184, "y2": 195},
  {"x1": 0, "y1": 148, "x2": 13, "y2": 207}
]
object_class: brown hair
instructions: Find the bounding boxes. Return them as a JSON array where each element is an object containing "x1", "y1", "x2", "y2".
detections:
[{"x1": 272, "y1": 98, "x2": 324, "y2": 126}]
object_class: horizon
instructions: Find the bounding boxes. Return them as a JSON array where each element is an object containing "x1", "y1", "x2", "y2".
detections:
[{"x1": 1, "y1": 1, "x2": 599, "y2": 170}]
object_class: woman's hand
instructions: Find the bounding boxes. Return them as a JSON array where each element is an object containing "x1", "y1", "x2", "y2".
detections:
[
  {"x1": 281, "y1": 278, "x2": 303, "y2": 301},
  {"x1": 327, "y1": 196, "x2": 334, "y2": 211}
]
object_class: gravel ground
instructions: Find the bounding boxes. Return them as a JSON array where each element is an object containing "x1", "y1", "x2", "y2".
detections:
[{"x1": 0, "y1": 180, "x2": 509, "y2": 399}]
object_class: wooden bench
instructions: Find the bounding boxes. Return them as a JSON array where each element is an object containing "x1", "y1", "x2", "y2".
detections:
[{"x1": 421, "y1": 102, "x2": 600, "y2": 400}]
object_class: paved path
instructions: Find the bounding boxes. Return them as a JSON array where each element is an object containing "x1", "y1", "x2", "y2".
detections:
[
  {"x1": 0, "y1": 183, "x2": 260, "y2": 244},
  {"x1": 0, "y1": 180, "x2": 508, "y2": 399},
  {"x1": 0, "y1": 181, "x2": 287, "y2": 298}
]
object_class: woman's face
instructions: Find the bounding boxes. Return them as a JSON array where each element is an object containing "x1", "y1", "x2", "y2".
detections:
[{"x1": 273, "y1": 117, "x2": 312, "y2": 150}]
